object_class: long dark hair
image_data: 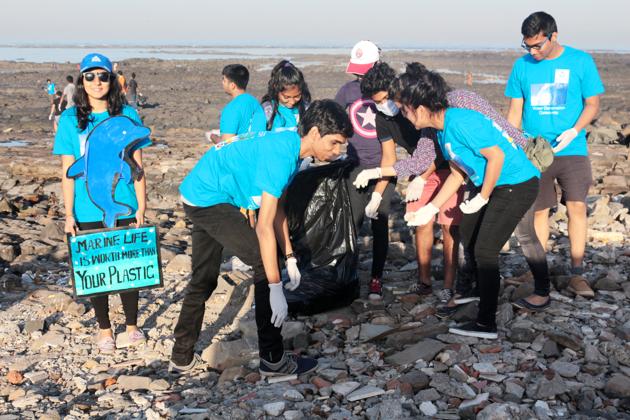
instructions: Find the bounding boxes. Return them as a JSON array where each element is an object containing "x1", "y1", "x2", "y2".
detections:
[
  {"x1": 74, "y1": 71, "x2": 125, "y2": 130},
  {"x1": 391, "y1": 63, "x2": 450, "y2": 113},
  {"x1": 261, "y1": 60, "x2": 311, "y2": 130}
]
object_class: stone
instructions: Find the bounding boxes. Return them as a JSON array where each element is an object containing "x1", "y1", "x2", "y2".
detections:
[
  {"x1": 550, "y1": 361, "x2": 580, "y2": 378},
  {"x1": 509, "y1": 320, "x2": 537, "y2": 343},
  {"x1": 201, "y1": 338, "x2": 257, "y2": 370},
  {"x1": 149, "y1": 379, "x2": 170, "y2": 391},
  {"x1": 7, "y1": 371, "x2": 23, "y2": 385},
  {"x1": 283, "y1": 389, "x2": 304, "y2": 402},
  {"x1": 23, "y1": 319, "x2": 45, "y2": 334},
  {"x1": 533, "y1": 372, "x2": 568, "y2": 399},
  {"x1": 458, "y1": 393, "x2": 489, "y2": 417},
  {"x1": 23, "y1": 371, "x2": 47, "y2": 384},
  {"x1": 504, "y1": 381, "x2": 524, "y2": 401},
  {"x1": 42, "y1": 221, "x2": 65, "y2": 242},
  {"x1": 283, "y1": 410, "x2": 303, "y2": 420},
  {"x1": 604, "y1": 374, "x2": 630, "y2": 398},
  {"x1": 534, "y1": 400, "x2": 552, "y2": 419},
  {"x1": 399, "y1": 370, "x2": 430, "y2": 391},
  {"x1": 332, "y1": 381, "x2": 360, "y2": 397},
  {"x1": 165, "y1": 254, "x2": 192, "y2": 273},
  {"x1": 359, "y1": 323, "x2": 392, "y2": 341},
  {"x1": 318, "y1": 369, "x2": 347, "y2": 382},
  {"x1": 473, "y1": 363, "x2": 497, "y2": 375},
  {"x1": 419, "y1": 401, "x2": 438, "y2": 417},
  {"x1": 416, "y1": 388, "x2": 441, "y2": 402},
  {"x1": 346, "y1": 386, "x2": 385, "y2": 402},
  {"x1": 116, "y1": 375, "x2": 152, "y2": 391},
  {"x1": 477, "y1": 402, "x2": 534, "y2": 420},
  {"x1": 546, "y1": 329, "x2": 582, "y2": 351},
  {"x1": 541, "y1": 340, "x2": 560, "y2": 357},
  {"x1": 0, "y1": 244, "x2": 17, "y2": 262},
  {"x1": 384, "y1": 338, "x2": 445, "y2": 365},
  {"x1": 20, "y1": 239, "x2": 53, "y2": 256},
  {"x1": 263, "y1": 401, "x2": 285, "y2": 417},
  {"x1": 218, "y1": 366, "x2": 248, "y2": 384},
  {"x1": 430, "y1": 374, "x2": 476, "y2": 400}
]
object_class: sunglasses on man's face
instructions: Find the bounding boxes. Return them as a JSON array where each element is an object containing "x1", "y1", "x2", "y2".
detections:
[{"x1": 83, "y1": 72, "x2": 112, "y2": 82}]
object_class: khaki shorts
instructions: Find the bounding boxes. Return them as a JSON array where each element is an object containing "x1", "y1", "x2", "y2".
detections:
[{"x1": 534, "y1": 155, "x2": 592, "y2": 211}]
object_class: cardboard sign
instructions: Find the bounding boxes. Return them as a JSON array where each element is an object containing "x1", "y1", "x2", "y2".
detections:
[{"x1": 67, "y1": 225, "x2": 163, "y2": 298}]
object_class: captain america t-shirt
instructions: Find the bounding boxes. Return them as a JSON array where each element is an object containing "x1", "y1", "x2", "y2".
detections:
[{"x1": 335, "y1": 79, "x2": 382, "y2": 168}]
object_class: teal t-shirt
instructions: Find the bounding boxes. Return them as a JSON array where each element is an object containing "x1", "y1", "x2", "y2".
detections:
[
  {"x1": 219, "y1": 93, "x2": 266, "y2": 135},
  {"x1": 505, "y1": 46, "x2": 604, "y2": 157},
  {"x1": 52, "y1": 105, "x2": 151, "y2": 223},
  {"x1": 180, "y1": 130, "x2": 301, "y2": 209},
  {"x1": 262, "y1": 101, "x2": 300, "y2": 130},
  {"x1": 438, "y1": 108, "x2": 540, "y2": 187}
]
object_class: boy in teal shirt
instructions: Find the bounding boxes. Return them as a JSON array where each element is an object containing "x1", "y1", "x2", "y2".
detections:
[
  {"x1": 218, "y1": 64, "x2": 266, "y2": 141},
  {"x1": 171, "y1": 100, "x2": 353, "y2": 376},
  {"x1": 506, "y1": 11, "x2": 604, "y2": 299}
]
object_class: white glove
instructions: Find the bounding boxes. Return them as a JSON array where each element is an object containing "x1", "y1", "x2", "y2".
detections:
[
  {"x1": 406, "y1": 203, "x2": 439, "y2": 226},
  {"x1": 459, "y1": 194, "x2": 489, "y2": 214},
  {"x1": 48, "y1": 114, "x2": 53, "y2": 121},
  {"x1": 353, "y1": 168, "x2": 382, "y2": 189},
  {"x1": 364, "y1": 192, "x2": 382, "y2": 219},
  {"x1": 552, "y1": 127, "x2": 578, "y2": 153},
  {"x1": 269, "y1": 283, "x2": 288, "y2": 328},
  {"x1": 405, "y1": 176, "x2": 426, "y2": 202},
  {"x1": 284, "y1": 257, "x2": 301, "y2": 291}
]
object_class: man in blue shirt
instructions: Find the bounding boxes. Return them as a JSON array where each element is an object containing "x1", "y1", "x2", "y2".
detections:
[
  {"x1": 170, "y1": 100, "x2": 353, "y2": 376},
  {"x1": 218, "y1": 64, "x2": 266, "y2": 142},
  {"x1": 506, "y1": 11, "x2": 604, "y2": 299}
]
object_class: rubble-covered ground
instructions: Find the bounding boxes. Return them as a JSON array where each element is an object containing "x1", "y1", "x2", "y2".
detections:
[{"x1": 0, "y1": 53, "x2": 629, "y2": 419}]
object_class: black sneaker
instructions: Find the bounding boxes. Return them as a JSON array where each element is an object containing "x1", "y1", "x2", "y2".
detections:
[
  {"x1": 409, "y1": 281, "x2": 432, "y2": 296},
  {"x1": 436, "y1": 305, "x2": 458, "y2": 320},
  {"x1": 449, "y1": 322, "x2": 498, "y2": 339},
  {"x1": 259, "y1": 352, "x2": 318, "y2": 377}
]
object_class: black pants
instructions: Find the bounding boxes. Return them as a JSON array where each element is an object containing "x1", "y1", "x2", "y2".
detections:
[
  {"x1": 346, "y1": 165, "x2": 395, "y2": 279},
  {"x1": 77, "y1": 218, "x2": 139, "y2": 330},
  {"x1": 459, "y1": 177, "x2": 539, "y2": 327},
  {"x1": 514, "y1": 203, "x2": 550, "y2": 296},
  {"x1": 171, "y1": 204, "x2": 283, "y2": 366}
]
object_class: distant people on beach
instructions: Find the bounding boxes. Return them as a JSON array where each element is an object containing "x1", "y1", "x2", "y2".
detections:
[
  {"x1": 117, "y1": 70, "x2": 127, "y2": 96},
  {"x1": 46, "y1": 79, "x2": 56, "y2": 103},
  {"x1": 260, "y1": 60, "x2": 312, "y2": 130},
  {"x1": 506, "y1": 11, "x2": 604, "y2": 301},
  {"x1": 53, "y1": 53, "x2": 150, "y2": 353},
  {"x1": 465, "y1": 71, "x2": 473, "y2": 86},
  {"x1": 127, "y1": 72, "x2": 139, "y2": 109},
  {"x1": 49, "y1": 91, "x2": 65, "y2": 133},
  {"x1": 218, "y1": 64, "x2": 265, "y2": 142},
  {"x1": 60, "y1": 75, "x2": 76, "y2": 109}
]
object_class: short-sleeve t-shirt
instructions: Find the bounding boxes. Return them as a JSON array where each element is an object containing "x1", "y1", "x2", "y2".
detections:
[
  {"x1": 438, "y1": 108, "x2": 540, "y2": 187},
  {"x1": 262, "y1": 101, "x2": 300, "y2": 130},
  {"x1": 180, "y1": 130, "x2": 301, "y2": 209},
  {"x1": 63, "y1": 83, "x2": 76, "y2": 107},
  {"x1": 219, "y1": 93, "x2": 266, "y2": 136},
  {"x1": 375, "y1": 112, "x2": 446, "y2": 170},
  {"x1": 52, "y1": 105, "x2": 151, "y2": 223},
  {"x1": 505, "y1": 46, "x2": 604, "y2": 157},
  {"x1": 335, "y1": 80, "x2": 382, "y2": 168},
  {"x1": 47, "y1": 82, "x2": 55, "y2": 95}
]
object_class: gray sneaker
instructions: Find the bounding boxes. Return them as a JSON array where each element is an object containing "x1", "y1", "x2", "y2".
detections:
[
  {"x1": 436, "y1": 288, "x2": 454, "y2": 303},
  {"x1": 168, "y1": 354, "x2": 206, "y2": 374}
]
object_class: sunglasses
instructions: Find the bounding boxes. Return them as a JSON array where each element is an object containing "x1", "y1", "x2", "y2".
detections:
[
  {"x1": 521, "y1": 35, "x2": 552, "y2": 52},
  {"x1": 83, "y1": 72, "x2": 112, "y2": 82}
]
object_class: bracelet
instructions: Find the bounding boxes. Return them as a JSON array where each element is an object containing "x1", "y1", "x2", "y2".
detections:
[{"x1": 285, "y1": 252, "x2": 295, "y2": 260}]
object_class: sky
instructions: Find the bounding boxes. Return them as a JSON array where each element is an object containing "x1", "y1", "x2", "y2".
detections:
[{"x1": 2, "y1": 0, "x2": 628, "y2": 51}]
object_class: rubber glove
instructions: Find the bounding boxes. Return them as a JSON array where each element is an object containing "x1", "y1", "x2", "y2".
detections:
[
  {"x1": 353, "y1": 168, "x2": 382, "y2": 189},
  {"x1": 284, "y1": 257, "x2": 301, "y2": 291},
  {"x1": 459, "y1": 194, "x2": 489, "y2": 214},
  {"x1": 552, "y1": 127, "x2": 578, "y2": 153},
  {"x1": 364, "y1": 192, "x2": 382, "y2": 219},
  {"x1": 406, "y1": 203, "x2": 439, "y2": 226},
  {"x1": 405, "y1": 176, "x2": 426, "y2": 202},
  {"x1": 269, "y1": 283, "x2": 288, "y2": 328}
]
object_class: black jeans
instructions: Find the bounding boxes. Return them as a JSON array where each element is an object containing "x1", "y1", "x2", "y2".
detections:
[
  {"x1": 77, "y1": 218, "x2": 139, "y2": 330},
  {"x1": 171, "y1": 204, "x2": 283, "y2": 366},
  {"x1": 459, "y1": 177, "x2": 539, "y2": 327},
  {"x1": 514, "y1": 203, "x2": 550, "y2": 296},
  {"x1": 346, "y1": 164, "x2": 395, "y2": 279}
]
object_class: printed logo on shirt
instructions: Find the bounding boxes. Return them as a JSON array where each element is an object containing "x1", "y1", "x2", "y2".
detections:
[
  {"x1": 529, "y1": 69, "x2": 570, "y2": 116},
  {"x1": 444, "y1": 142, "x2": 480, "y2": 185},
  {"x1": 214, "y1": 131, "x2": 262, "y2": 151},
  {"x1": 348, "y1": 98, "x2": 378, "y2": 139}
]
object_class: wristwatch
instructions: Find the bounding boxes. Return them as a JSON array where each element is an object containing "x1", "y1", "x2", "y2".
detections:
[{"x1": 285, "y1": 252, "x2": 295, "y2": 260}]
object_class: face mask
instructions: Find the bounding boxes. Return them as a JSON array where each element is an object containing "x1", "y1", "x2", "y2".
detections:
[{"x1": 376, "y1": 100, "x2": 399, "y2": 117}]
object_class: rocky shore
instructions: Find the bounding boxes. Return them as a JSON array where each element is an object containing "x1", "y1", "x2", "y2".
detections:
[{"x1": 0, "y1": 51, "x2": 628, "y2": 419}]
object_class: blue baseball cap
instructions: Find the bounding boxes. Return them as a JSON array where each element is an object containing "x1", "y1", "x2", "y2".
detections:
[{"x1": 80, "y1": 53, "x2": 113, "y2": 73}]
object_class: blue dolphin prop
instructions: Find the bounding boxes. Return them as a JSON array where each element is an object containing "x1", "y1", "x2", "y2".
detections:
[{"x1": 66, "y1": 116, "x2": 151, "y2": 228}]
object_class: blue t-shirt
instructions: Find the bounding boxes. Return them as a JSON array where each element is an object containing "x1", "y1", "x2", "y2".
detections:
[
  {"x1": 219, "y1": 93, "x2": 266, "y2": 136},
  {"x1": 438, "y1": 108, "x2": 540, "y2": 187},
  {"x1": 180, "y1": 130, "x2": 301, "y2": 209},
  {"x1": 52, "y1": 105, "x2": 151, "y2": 223},
  {"x1": 505, "y1": 46, "x2": 604, "y2": 157},
  {"x1": 47, "y1": 82, "x2": 55, "y2": 95},
  {"x1": 262, "y1": 101, "x2": 300, "y2": 130}
]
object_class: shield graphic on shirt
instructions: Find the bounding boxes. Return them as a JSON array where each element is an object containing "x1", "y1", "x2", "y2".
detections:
[{"x1": 349, "y1": 98, "x2": 378, "y2": 139}]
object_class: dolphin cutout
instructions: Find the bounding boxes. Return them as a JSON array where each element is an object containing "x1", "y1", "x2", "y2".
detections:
[{"x1": 66, "y1": 116, "x2": 151, "y2": 228}]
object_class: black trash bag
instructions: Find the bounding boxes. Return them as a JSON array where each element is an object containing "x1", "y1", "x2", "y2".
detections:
[{"x1": 283, "y1": 160, "x2": 358, "y2": 315}]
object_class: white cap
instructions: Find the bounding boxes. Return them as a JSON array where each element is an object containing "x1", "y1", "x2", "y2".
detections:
[{"x1": 346, "y1": 40, "x2": 380, "y2": 75}]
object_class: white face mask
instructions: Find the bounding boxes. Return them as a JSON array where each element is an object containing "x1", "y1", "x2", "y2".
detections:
[{"x1": 376, "y1": 100, "x2": 399, "y2": 117}]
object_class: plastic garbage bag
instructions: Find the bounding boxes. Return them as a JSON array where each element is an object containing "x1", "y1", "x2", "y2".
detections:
[{"x1": 283, "y1": 160, "x2": 358, "y2": 314}]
